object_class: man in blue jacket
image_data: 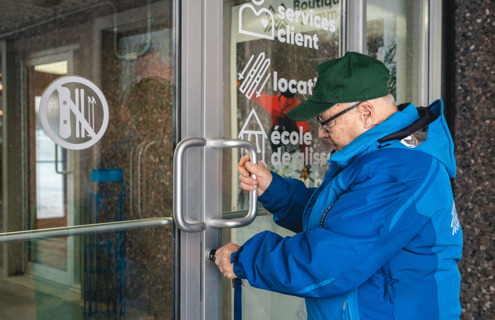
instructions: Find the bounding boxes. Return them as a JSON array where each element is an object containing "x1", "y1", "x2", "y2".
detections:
[{"x1": 215, "y1": 52, "x2": 463, "y2": 319}]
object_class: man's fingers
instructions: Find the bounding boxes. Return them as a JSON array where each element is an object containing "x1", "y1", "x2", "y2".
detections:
[
  {"x1": 239, "y1": 171, "x2": 257, "y2": 184},
  {"x1": 240, "y1": 181, "x2": 257, "y2": 192},
  {"x1": 244, "y1": 161, "x2": 268, "y2": 176},
  {"x1": 238, "y1": 155, "x2": 272, "y2": 196},
  {"x1": 214, "y1": 243, "x2": 240, "y2": 278},
  {"x1": 239, "y1": 154, "x2": 251, "y2": 164},
  {"x1": 238, "y1": 154, "x2": 252, "y2": 177},
  {"x1": 239, "y1": 168, "x2": 259, "y2": 192}
]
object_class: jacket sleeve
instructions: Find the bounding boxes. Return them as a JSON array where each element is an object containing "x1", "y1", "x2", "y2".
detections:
[
  {"x1": 259, "y1": 172, "x2": 316, "y2": 233},
  {"x1": 232, "y1": 167, "x2": 433, "y2": 298}
]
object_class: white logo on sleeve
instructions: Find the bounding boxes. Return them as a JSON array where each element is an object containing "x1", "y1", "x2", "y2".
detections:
[{"x1": 451, "y1": 203, "x2": 460, "y2": 235}]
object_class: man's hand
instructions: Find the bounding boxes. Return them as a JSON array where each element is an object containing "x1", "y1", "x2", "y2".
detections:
[
  {"x1": 238, "y1": 154, "x2": 273, "y2": 196},
  {"x1": 215, "y1": 243, "x2": 241, "y2": 279}
]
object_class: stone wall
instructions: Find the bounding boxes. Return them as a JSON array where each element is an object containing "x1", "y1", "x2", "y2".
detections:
[{"x1": 444, "y1": 1, "x2": 495, "y2": 319}]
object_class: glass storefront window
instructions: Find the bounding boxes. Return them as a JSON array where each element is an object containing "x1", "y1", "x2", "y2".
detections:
[{"x1": 366, "y1": 0, "x2": 429, "y2": 106}]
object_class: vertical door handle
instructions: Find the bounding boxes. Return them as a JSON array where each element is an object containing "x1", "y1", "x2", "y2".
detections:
[
  {"x1": 207, "y1": 139, "x2": 258, "y2": 229},
  {"x1": 173, "y1": 138, "x2": 258, "y2": 232},
  {"x1": 173, "y1": 138, "x2": 207, "y2": 232}
]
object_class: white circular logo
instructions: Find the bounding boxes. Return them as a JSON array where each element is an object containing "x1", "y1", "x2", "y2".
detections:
[{"x1": 39, "y1": 76, "x2": 109, "y2": 150}]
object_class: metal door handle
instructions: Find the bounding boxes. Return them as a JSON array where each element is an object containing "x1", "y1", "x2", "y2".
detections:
[
  {"x1": 207, "y1": 139, "x2": 258, "y2": 228},
  {"x1": 173, "y1": 138, "x2": 258, "y2": 232},
  {"x1": 173, "y1": 138, "x2": 207, "y2": 232}
]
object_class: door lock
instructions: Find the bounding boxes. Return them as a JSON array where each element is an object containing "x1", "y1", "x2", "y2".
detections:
[{"x1": 207, "y1": 249, "x2": 217, "y2": 261}]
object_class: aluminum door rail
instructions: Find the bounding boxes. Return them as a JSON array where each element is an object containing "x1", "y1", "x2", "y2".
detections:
[{"x1": 0, "y1": 217, "x2": 172, "y2": 243}]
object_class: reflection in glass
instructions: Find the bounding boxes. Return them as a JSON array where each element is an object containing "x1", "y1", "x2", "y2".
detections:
[
  {"x1": 29, "y1": 64, "x2": 71, "y2": 278},
  {"x1": 366, "y1": 0, "x2": 428, "y2": 105}
]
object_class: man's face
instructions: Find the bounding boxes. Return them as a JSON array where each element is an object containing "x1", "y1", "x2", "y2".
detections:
[{"x1": 317, "y1": 103, "x2": 365, "y2": 151}]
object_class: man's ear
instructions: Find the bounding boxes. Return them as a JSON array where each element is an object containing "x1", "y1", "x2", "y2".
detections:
[{"x1": 358, "y1": 102, "x2": 375, "y2": 129}]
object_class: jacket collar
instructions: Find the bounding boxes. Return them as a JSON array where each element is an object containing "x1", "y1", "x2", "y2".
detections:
[{"x1": 328, "y1": 104, "x2": 420, "y2": 169}]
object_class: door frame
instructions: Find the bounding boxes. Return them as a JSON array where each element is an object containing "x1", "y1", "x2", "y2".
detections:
[{"x1": 176, "y1": 0, "x2": 224, "y2": 319}]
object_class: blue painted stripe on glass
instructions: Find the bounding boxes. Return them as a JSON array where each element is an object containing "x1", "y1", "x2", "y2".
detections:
[
  {"x1": 389, "y1": 160, "x2": 438, "y2": 230},
  {"x1": 90, "y1": 168, "x2": 123, "y2": 182}
]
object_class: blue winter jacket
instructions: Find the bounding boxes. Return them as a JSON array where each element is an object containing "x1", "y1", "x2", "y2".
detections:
[{"x1": 232, "y1": 100, "x2": 463, "y2": 319}]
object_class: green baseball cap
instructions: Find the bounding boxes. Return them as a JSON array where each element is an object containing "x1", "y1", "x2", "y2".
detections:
[{"x1": 287, "y1": 51, "x2": 390, "y2": 121}]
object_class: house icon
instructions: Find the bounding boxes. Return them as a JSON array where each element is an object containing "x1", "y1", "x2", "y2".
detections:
[{"x1": 238, "y1": 108, "x2": 267, "y2": 164}]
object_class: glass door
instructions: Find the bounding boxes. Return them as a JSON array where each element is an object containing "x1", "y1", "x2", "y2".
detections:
[
  {"x1": 0, "y1": 1, "x2": 177, "y2": 319},
  {"x1": 188, "y1": 1, "x2": 437, "y2": 319}
]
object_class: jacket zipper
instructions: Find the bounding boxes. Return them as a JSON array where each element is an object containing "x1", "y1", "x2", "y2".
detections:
[{"x1": 319, "y1": 201, "x2": 336, "y2": 228}]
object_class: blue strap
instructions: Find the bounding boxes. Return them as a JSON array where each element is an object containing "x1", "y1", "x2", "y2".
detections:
[{"x1": 234, "y1": 278, "x2": 242, "y2": 320}]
